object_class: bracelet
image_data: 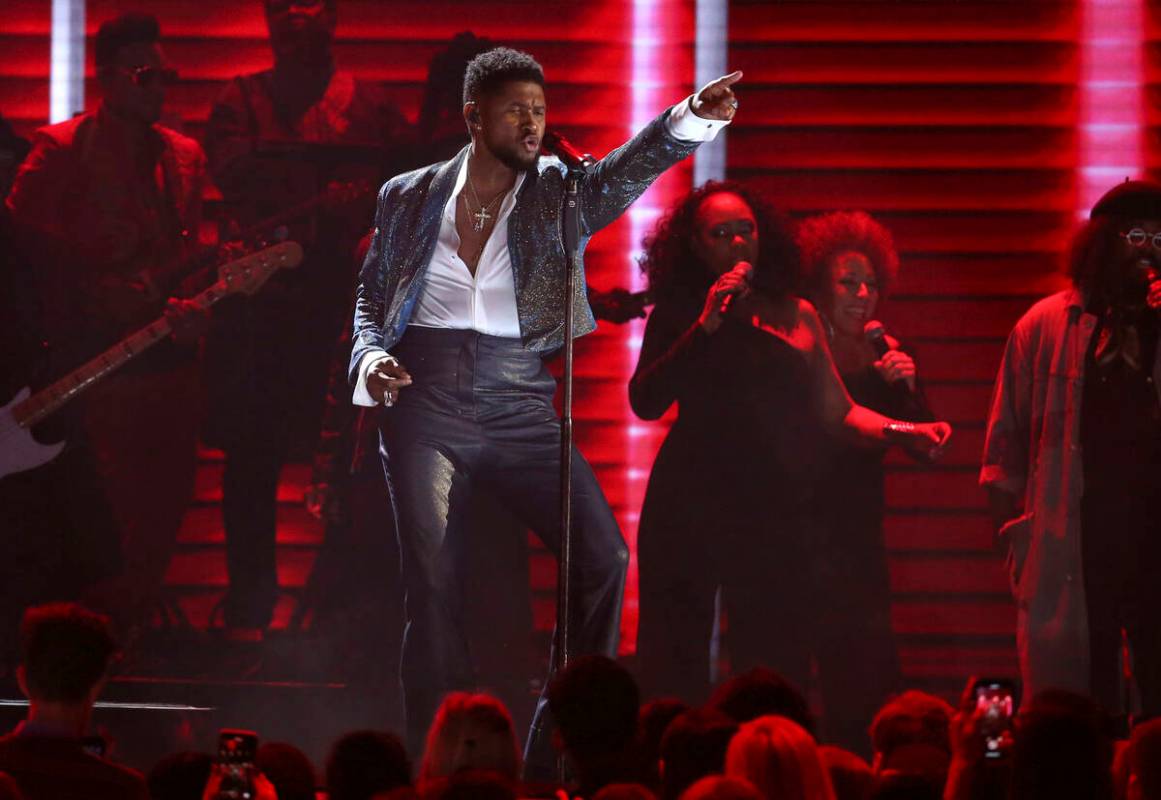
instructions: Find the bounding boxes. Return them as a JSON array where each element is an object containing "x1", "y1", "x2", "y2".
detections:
[{"x1": 882, "y1": 421, "x2": 917, "y2": 441}]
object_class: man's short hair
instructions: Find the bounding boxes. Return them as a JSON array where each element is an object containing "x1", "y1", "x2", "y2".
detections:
[
  {"x1": 462, "y1": 47, "x2": 545, "y2": 105},
  {"x1": 95, "y1": 13, "x2": 161, "y2": 70},
  {"x1": 547, "y1": 655, "x2": 640, "y2": 760},
  {"x1": 326, "y1": 730, "x2": 411, "y2": 800},
  {"x1": 20, "y1": 603, "x2": 117, "y2": 703},
  {"x1": 820, "y1": 745, "x2": 874, "y2": 800},
  {"x1": 257, "y1": 742, "x2": 316, "y2": 800},
  {"x1": 869, "y1": 690, "x2": 953, "y2": 775},
  {"x1": 1011, "y1": 690, "x2": 1114, "y2": 800},
  {"x1": 148, "y1": 751, "x2": 213, "y2": 800},
  {"x1": 709, "y1": 667, "x2": 815, "y2": 736},
  {"x1": 659, "y1": 708, "x2": 738, "y2": 800}
]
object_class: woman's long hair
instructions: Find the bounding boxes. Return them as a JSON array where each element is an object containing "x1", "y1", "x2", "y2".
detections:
[
  {"x1": 725, "y1": 715, "x2": 836, "y2": 800},
  {"x1": 640, "y1": 181, "x2": 801, "y2": 306},
  {"x1": 419, "y1": 692, "x2": 522, "y2": 787}
]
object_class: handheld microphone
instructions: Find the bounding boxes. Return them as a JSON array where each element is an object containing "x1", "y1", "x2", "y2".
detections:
[
  {"x1": 864, "y1": 319, "x2": 914, "y2": 395},
  {"x1": 542, "y1": 131, "x2": 596, "y2": 171},
  {"x1": 864, "y1": 320, "x2": 891, "y2": 359},
  {"x1": 719, "y1": 261, "x2": 754, "y2": 316}
]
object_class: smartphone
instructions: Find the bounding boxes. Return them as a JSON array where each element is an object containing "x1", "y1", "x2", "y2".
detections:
[
  {"x1": 217, "y1": 729, "x2": 258, "y2": 800},
  {"x1": 971, "y1": 678, "x2": 1017, "y2": 759}
]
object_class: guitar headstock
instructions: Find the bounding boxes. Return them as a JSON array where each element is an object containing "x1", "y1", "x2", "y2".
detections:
[{"x1": 218, "y1": 241, "x2": 304, "y2": 296}]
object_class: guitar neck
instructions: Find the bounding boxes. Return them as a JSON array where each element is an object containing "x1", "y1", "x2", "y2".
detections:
[{"x1": 13, "y1": 280, "x2": 228, "y2": 429}]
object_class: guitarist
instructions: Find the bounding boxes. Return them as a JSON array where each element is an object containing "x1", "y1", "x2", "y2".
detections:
[{"x1": 3, "y1": 13, "x2": 207, "y2": 644}]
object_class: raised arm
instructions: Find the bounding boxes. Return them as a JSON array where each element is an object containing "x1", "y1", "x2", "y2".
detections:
[
  {"x1": 580, "y1": 72, "x2": 740, "y2": 235},
  {"x1": 630, "y1": 261, "x2": 753, "y2": 419}
]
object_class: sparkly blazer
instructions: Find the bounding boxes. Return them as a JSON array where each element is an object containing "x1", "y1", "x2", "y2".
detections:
[{"x1": 349, "y1": 107, "x2": 699, "y2": 384}]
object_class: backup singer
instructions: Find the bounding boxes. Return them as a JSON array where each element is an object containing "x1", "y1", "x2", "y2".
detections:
[
  {"x1": 798, "y1": 211, "x2": 935, "y2": 754},
  {"x1": 982, "y1": 180, "x2": 1161, "y2": 719},
  {"x1": 630, "y1": 183, "x2": 950, "y2": 706},
  {"x1": 349, "y1": 48, "x2": 740, "y2": 769}
]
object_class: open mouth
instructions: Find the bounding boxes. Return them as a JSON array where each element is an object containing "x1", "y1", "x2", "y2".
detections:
[{"x1": 522, "y1": 136, "x2": 540, "y2": 152}]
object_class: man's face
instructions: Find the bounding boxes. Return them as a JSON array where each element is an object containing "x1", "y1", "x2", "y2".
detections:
[
  {"x1": 101, "y1": 41, "x2": 169, "y2": 124},
  {"x1": 472, "y1": 81, "x2": 546, "y2": 171},
  {"x1": 265, "y1": 0, "x2": 336, "y2": 63},
  {"x1": 1111, "y1": 216, "x2": 1161, "y2": 308}
]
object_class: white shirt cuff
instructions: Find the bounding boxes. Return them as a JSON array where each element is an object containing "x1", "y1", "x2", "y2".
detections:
[
  {"x1": 666, "y1": 95, "x2": 730, "y2": 143},
  {"x1": 353, "y1": 350, "x2": 393, "y2": 407}
]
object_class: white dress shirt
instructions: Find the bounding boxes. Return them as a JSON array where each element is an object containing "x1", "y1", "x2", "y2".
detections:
[
  {"x1": 354, "y1": 96, "x2": 729, "y2": 406},
  {"x1": 409, "y1": 160, "x2": 525, "y2": 335}
]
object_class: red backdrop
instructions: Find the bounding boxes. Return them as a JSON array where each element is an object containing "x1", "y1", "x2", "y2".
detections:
[{"x1": 8, "y1": 0, "x2": 1156, "y2": 697}]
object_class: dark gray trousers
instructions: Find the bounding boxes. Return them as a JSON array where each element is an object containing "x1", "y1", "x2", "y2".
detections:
[{"x1": 379, "y1": 327, "x2": 628, "y2": 771}]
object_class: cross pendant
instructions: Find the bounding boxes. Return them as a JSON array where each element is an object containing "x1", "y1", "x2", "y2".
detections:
[{"x1": 472, "y1": 207, "x2": 492, "y2": 232}]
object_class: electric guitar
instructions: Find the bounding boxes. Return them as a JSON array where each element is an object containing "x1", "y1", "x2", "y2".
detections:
[{"x1": 0, "y1": 241, "x2": 304, "y2": 480}]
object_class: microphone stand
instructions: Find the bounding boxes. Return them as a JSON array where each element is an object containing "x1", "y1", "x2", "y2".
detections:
[{"x1": 555, "y1": 159, "x2": 589, "y2": 678}]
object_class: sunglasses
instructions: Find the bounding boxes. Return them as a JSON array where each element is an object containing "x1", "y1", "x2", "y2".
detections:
[
  {"x1": 119, "y1": 65, "x2": 179, "y2": 88},
  {"x1": 266, "y1": 0, "x2": 328, "y2": 13}
]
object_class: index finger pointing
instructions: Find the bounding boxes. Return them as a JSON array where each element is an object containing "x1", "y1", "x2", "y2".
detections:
[{"x1": 715, "y1": 70, "x2": 743, "y2": 87}]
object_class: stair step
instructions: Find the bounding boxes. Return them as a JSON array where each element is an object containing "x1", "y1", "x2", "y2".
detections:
[
  {"x1": 164, "y1": 548, "x2": 318, "y2": 590},
  {"x1": 176, "y1": 505, "x2": 324, "y2": 546}
]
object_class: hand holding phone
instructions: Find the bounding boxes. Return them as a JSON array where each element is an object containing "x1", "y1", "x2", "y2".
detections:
[
  {"x1": 970, "y1": 679, "x2": 1017, "y2": 760},
  {"x1": 214, "y1": 729, "x2": 258, "y2": 800}
]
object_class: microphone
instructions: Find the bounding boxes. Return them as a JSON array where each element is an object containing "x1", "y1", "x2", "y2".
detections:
[
  {"x1": 542, "y1": 131, "x2": 596, "y2": 171},
  {"x1": 719, "y1": 261, "x2": 754, "y2": 316},
  {"x1": 864, "y1": 319, "x2": 914, "y2": 395},
  {"x1": 864, "y1": 320, "x2": 892, "y2": 359}
]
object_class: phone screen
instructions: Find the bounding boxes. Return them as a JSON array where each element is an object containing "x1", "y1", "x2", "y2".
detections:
[
  {"x1": 217, "y1": 729, "x2": 258, "y2": 800},
  {"x1": 973, "y1": 681, "x2": 1014, "y2": 759}
]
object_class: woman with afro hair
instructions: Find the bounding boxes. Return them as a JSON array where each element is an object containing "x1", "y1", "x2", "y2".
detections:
[
  {"x1": 629, "y1": 184, "x2": 949, "y2": 706},
  {"x1": 797, "y1": 210, "x2": 937, "y2": 755}
]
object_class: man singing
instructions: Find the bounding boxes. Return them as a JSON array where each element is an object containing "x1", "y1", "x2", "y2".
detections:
[
  {"x1": 982, "y1": 180, "x2": 1161, "y2": 723},
  {"x1": 350, "y1": 47, "x2": 739, "y2": 767}
]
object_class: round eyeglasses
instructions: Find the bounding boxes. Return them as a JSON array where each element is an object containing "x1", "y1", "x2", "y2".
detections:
[{"x1": 1121, "y1": 228, "x2": 1161, "y2": 251}]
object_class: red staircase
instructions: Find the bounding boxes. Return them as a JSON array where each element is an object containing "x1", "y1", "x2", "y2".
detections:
[{"x1": 166, "y1": 446, "x2": 323, "y2": 632}]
